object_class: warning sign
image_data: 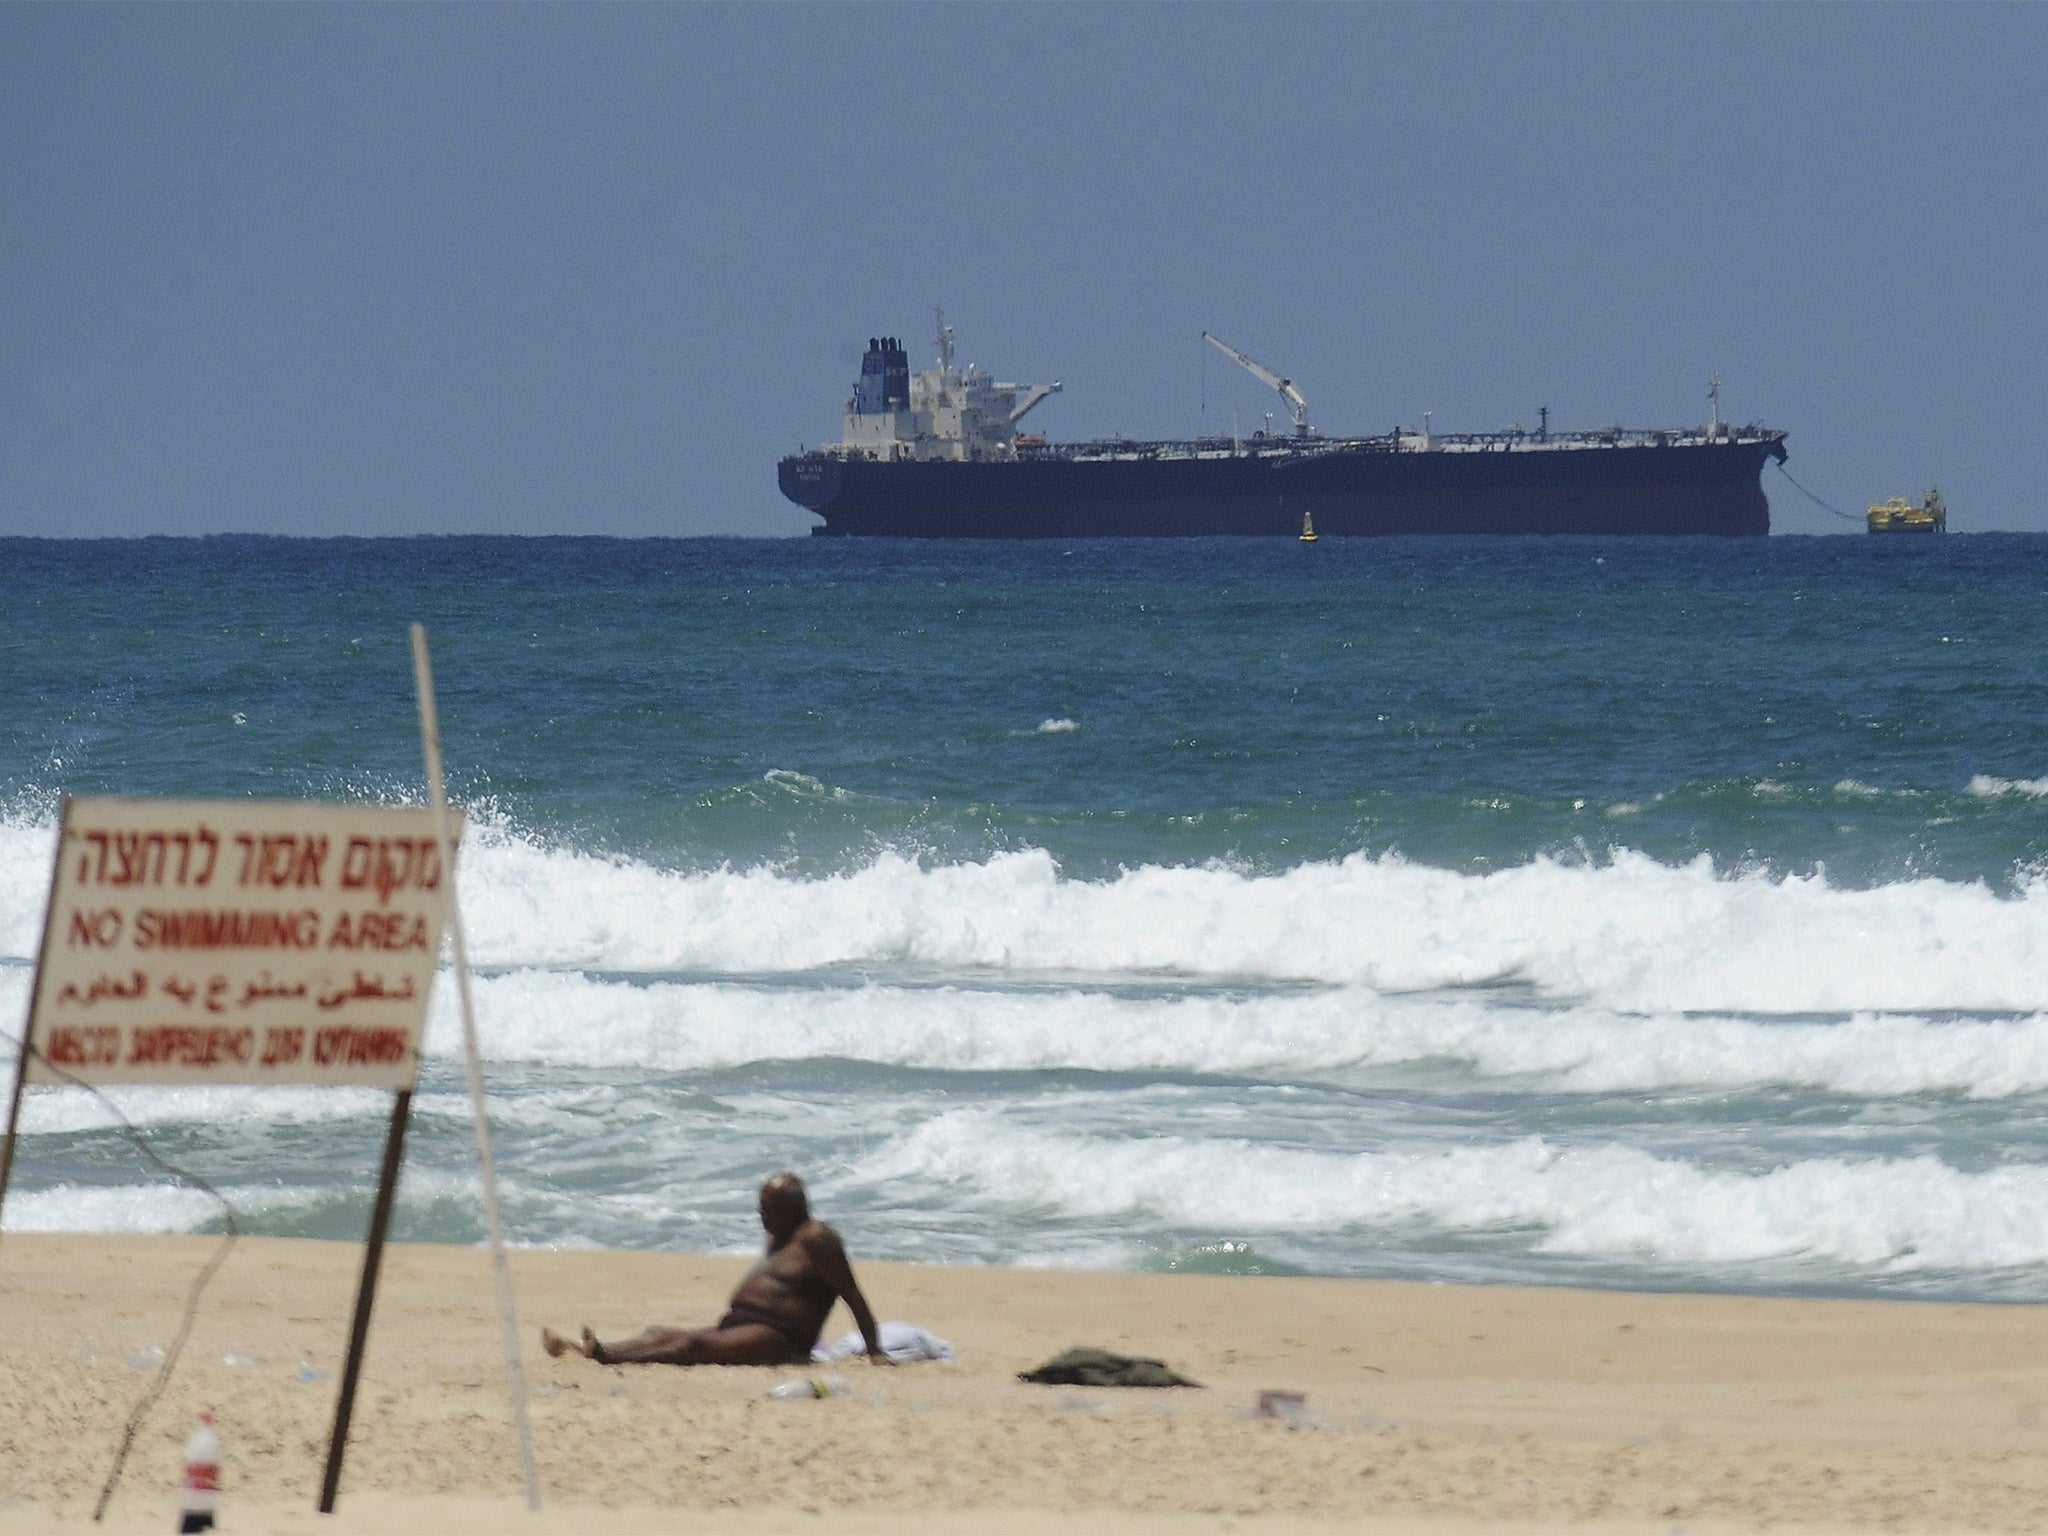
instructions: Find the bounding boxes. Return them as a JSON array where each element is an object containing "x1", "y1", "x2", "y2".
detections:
[{"x1": 23, "y1": 797, "x2": 460, "y2": 1088}]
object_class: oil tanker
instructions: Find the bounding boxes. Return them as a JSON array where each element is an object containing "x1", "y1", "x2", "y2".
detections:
[{"x1": 778, "y1": 315, "x2": 1787, "y2": 538}]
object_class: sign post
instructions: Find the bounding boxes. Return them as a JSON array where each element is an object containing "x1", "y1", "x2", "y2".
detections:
[
  {"x1": 0, "y1": 798, "x2": 67, "y2": 1224},
  {"x1": 318, "y1": 1087, "x2": 413, "y2": 1513},
  {"x1": 410, "y1": 623, "x2": 540, "y2": 1511},
  {"x1": 0, "y1": 794, "x2": 460, "y2": 1511}
]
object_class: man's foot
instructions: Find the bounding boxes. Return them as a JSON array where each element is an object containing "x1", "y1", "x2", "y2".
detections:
[
  {"x1": 582, "y1": 1325, "x2": 611, "y2": 1364},
  {"x1": 540, "y1": 1327, "x2": 588, "y2": 1359}
]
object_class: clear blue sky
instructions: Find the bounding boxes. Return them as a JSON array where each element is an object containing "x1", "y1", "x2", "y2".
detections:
[{"x1": 5, "y1": 3, "x2": 2043, "y2": 537}]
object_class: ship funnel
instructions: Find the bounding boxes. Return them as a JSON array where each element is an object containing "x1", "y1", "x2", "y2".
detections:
[{"x1": 853, "y1": 335, "x2": 911, "y2": 414}]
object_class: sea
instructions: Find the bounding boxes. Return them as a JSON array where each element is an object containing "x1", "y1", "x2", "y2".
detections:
[{"x1": 3, "y1": 533, "x2": 2046, "y2": 1302}]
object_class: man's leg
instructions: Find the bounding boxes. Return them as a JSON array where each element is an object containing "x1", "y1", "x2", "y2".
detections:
[{"x1": 542, "y1": 1321, "x2": 794, "y2": 1367}]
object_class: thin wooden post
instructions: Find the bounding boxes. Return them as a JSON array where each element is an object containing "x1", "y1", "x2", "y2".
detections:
[
  {"x1": 410, "y1": 622, "x2": 540, "y2": 1509},
  {"x1": 0, "y1": 796, "x2": 72, "y2": 1247},
  {"x1": 0, "y1": 1040, "x2": 29, "y2": 1238},
  {"x1": 318, "y1": 1088, "x2": 412, "y2": 1514}
]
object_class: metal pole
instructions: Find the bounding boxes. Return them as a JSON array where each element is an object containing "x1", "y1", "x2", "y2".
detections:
[
  {"x1": 0, "y1": 796, "x2": 73, "y2": 1246},
  {"x1": 318, "y1": 1088, "x2": 412, "y2": 1514},
  {"x1": 410, "y1": 622, "x2": 541, "y2": 1511}
]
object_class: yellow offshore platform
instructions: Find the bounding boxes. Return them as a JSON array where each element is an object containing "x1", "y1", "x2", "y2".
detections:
[{"x1": 1867, "y1": 489, "x2": 1947, "y2": 534}]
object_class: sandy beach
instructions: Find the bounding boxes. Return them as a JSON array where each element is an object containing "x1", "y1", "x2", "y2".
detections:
[{"x1": 0, "y1": 1234, "x2": 2043, "y2": 1532}]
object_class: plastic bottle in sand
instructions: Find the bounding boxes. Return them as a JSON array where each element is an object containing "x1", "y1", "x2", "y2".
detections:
[
  {"x1": 766, "y1": 1374, "x2": 849, "y2": 1400},
  {"x1": 179, "y1": 1413, "x2": 221, "y2": 1533}
]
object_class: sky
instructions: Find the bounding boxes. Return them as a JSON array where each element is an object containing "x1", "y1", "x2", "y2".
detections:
[{"x1": 4, "y1": 3, "x2": 2044, "y2": 538}]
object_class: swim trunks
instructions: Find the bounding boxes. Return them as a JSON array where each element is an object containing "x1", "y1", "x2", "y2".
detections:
[{"x1": 717, "y1": 1304, "x2": 817, "y2": 1359}]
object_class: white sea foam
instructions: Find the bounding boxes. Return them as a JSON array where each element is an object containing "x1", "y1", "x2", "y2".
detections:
[
  {"x1": 448, "y1": 840, "x2": 2048, "y2": 1014},
  {"x1": 851, "y1": 1112, "x2": 2048, "y2": 1271},
  {"x1": 1035, "y1": 718, "x2": 1080, "y2": 734},
  {"x1": 5, "y1": 812, "x2": 2047, "y2": 1013},
  {"x1": 1968, "y1": 775, "x2": 2048, "y2": 799},
  {"x1": 8, "y1": 1083, "x2": 385, "y2": 1136},
  {"x1": 421, "y1": 972, "x2": 2048, "y2": 1099},
  {"x1": 0, "y1": 1167, "x2": 487, "y2": 1234},
  {"x1": 0, "y1": 1178, "x2": 333, "y2": 1234},
  {"x1": 0, "y1": 818, "x2": 56, "y2": 960},
  {"x1": 0, "y1": 1182, "x2": 229, "y2": 1233},
  {"x1": 18, "y1": 960, "x2": 2047, "y2": 1101}
]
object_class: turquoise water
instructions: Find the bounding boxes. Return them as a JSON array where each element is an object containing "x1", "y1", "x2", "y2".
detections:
[{"x1": 4, "y1": 534, "x2": 2047, "y2": 1298}]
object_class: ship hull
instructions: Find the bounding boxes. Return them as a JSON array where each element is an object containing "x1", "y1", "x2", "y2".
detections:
[{"x1": 780, "y1": 437, "x2": 1787, "y2": 537}]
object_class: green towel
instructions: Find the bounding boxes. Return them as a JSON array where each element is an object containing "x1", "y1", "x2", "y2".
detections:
[{"x1": 1017, "y1": 1347, "x2": 1203, "y2": 1388}]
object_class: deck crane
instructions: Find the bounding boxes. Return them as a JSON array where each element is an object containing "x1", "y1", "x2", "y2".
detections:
[
  {"x1": 1007, "y1": 381, "x2": 1063, "y2": 424},
  {"x1": 1204, "y1": 332, "x2": 1312, "y2": 437}
]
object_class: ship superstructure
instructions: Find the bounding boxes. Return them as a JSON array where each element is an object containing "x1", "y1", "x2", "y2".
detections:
[
  {"x1": 838, "y1": 313, "x2": 1062, "y2": 463},
  {"x1": 782, "y1": 317, "x2": 1788, "y2": 537}
]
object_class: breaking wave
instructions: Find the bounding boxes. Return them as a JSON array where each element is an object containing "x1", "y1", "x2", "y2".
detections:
[
  {"x1": 12, "y1": 964, "x2": 2048, "y2": 1100},
  {"x1": 427, "y1": 971, "x2": 2048, "y2": 1099},
  {"x1": 5, "y1": 810, "x2": 2047, "y2": 1015},
  {"x1": 1969, "y1": 775, "x2": 2048, "y2": 799},
  {"x1": 849, "y1": 1112, "x2": 2048, "y2": 1272},
  {"x1": 440, "y1": 835, "x2": 2048, "y2": 1016}
]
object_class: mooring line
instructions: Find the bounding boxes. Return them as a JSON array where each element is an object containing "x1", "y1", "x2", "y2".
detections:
[{"x1": 1775, "y1": 461, "x2": 1864, "y2": 522}]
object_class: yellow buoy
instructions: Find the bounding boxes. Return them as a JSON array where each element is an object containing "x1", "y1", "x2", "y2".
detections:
[{"x1": 1299, "y1": 509, "x2": 1318, "y2": 543}]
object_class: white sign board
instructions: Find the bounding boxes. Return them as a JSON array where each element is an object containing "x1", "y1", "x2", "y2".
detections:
[{"x1": 24, "y1": 797, "x2": 459, "y2": 1088}]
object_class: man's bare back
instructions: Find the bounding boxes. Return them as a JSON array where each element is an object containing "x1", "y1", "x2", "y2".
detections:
[{"x1": 541, "y1": 1172, "x2": 889, "y2": 1368}]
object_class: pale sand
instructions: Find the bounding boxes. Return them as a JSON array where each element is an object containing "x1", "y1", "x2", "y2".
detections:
[{"x1": 3, "y1": 1234, "x2": 2047, "y2": 1532}]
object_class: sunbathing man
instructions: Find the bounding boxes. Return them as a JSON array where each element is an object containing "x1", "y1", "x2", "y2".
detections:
[{"x1": 541, "y1": 1172, "x2": 890, "y2": 1367}]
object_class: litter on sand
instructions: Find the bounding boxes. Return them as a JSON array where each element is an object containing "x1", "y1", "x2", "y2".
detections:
[{"x1": 1257, "y1": 1389, "x2": 1307, "y2": 1422}]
